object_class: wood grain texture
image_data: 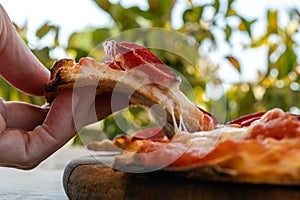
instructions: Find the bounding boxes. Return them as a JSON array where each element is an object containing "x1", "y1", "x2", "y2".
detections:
[{"x1": 63, "y1": 156, "x2": 300, "y2": 200}]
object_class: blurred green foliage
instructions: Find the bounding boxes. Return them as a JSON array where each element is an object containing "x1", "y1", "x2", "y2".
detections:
[{"x1": 2, "y1": 0, "x2": 300, "y2": 143}]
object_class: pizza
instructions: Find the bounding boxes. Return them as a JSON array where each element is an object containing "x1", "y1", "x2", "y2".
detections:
[{"x1": 45, "y1": 40, "x2": 300, "y2": 185}]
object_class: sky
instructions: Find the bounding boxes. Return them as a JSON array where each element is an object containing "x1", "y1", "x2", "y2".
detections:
[
  {"x1": 1, "y1": 0, "x2": 300, "y2": 83},
  {"x1": 2, "y1": 0, "x2": 299, "y2": 39}
]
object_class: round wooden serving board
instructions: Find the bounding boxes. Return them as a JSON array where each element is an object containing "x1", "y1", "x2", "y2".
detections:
[{"x1": 63, "y1": 155, "x2": 300, "y2": 200}]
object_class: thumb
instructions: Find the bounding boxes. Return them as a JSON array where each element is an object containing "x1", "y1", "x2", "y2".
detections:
[
  {"x1": 42, "y1": 92, "x2": 80, "y2": 141},
  {"x1": 25, "y1": 92, "x2": 80, "y2": 163}
]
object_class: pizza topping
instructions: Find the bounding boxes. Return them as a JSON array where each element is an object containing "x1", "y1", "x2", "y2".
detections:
[
  {"x1": 173, "y1": 126, "x2": 250, "y2": 144},
  {"x1": 226, "y1": 111, "x2": 266, "y2": 127},
  {"x1": 131, "y1": 128, "x2": 166, "y2": 142},
  {"x1": 170, "y1": 137, "x2": 300, "y2": 178},
  {"x1": 115, "y1": 109, "x2": 300, "y2": 174},
  {"x1": 249, "y1": 108, "x2": 300, "y2": 140},
  {"x1": 197, "y1": 106, "x2": 218, "y2": 126},
  {"x1": 102, "y1": 40, "x2": 181, "y2": 84},
  {"x1": 170, "y1": 109, "x2": 300, "y2": 151},
  {"x1": 137, "y1": 141, "x2": 188, "y2": 167},
  {"x1": 121, "y1": 127, "x2": 300, "y2": 184}
]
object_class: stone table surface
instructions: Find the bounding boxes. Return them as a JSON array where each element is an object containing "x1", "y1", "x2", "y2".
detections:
[{"x1": 0, "y1": 144, "x2": 90, "y2": 200}]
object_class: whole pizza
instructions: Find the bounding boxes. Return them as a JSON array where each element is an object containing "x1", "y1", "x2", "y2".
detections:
[{"x1": 45, "y1": 40, "x2": 300, "y2": 185}]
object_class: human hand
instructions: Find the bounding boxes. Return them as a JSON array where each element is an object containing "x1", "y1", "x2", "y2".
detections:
[
  {"x1": 0, "y1": 4, "x2": 128, "y2": 169},
  {"x1": 0, "y1": 91, "x2": 127, "y2": 169}
]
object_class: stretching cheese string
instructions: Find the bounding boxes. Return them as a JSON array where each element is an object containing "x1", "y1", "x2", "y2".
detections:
[{"x1": 102, "y1": 40, "x2": 117, "y2": 64}]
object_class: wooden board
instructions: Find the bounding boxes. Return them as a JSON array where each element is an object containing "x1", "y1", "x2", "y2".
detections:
[{"x1": 63, "y1": 155, "x2": 300, "y2": 200}]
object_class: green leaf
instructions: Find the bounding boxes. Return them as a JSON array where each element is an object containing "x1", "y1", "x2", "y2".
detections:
[
  {"x1": 32, "y1": 47, "x2": 54, "y2": 68},
  {"x1": 183, "y1": 6, "x2": 204, "y2": 23},
  {"x1": 226, "y1": 8, "x2": 237, "y2": 16},
  {"x1": 225, "y1": 0, "x2": 235, "y2": 16},
  {"x1": 54, "y1": 27, "x2": 60, "y2": 47},
  {"x1": 238, "y1": 17, "x2": 256, "y2": 37},
  {"x1": 267, "y1": 10, "x2": 278, "y2": 34},
  {"x1": 263, "y1": 87, "x2": 291, "y2": 110},
  {"x1": 94, "y1": 1, "x2": 140, "y2": 29},
  {"x1": 92, "y1": 28, "x2": 110, "y2": 45},
  {"x1": 250, "y1": 33, "x2": 269, "y2": 48},
  {"x1": 225, "y1": 25, "x2": 232, "y2": 41},
  {"x1": 110, "y1": 4, "x2": 140, "y2": 29},
  {"x1": 226, "y1": 56, "x2": 241, "y2": 73},
  {"x1": 103, "y1": 113, "x2": 128, "y2": 139},
  {"x1": 239, "y1": 88, "x2": 256, "y2": 115},
  {"x1": 73, "y1": 48, "x2": 89, "y2": 62},
  {"x1": 226, "y1": 0, "x2": 237, "y2": 17},
  {"x1": 67, "y1": 31, "x2": 93, "y2": 52},
  {"x1": 128, "y1": 6, "x2": 150, "y2": 20},
  {"x1": 0, "y1": 78, "x2": 12, "y2": 101},
  {"x1": 93, "y1": 0, "x2": 111, "y2": 12},
  {"x1": 14, "y1": 22, "x2": 29, "y2": 44},
  {"x1": 128, "y1": 106, "x2": 151, "y2": 127},
  {"x1": 36, "y1": 23, "x2": 55, "y2": 39},
  {"x1": 148, "y1": 0, "x2": 160, "y2": 13},
  {"x1": 275, "y1": 45, "x2": 297, "y2": 79},
  {"x1": 148, "y1": 0, "x2": 175, "y2": 21},
  {"x1": 213, "y1": 0, "x2": 220, "y2": 15}
]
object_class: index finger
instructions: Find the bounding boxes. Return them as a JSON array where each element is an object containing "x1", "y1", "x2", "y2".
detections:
[{"x1": 0, "y1": 4, "x2": 50, "y2": 96}]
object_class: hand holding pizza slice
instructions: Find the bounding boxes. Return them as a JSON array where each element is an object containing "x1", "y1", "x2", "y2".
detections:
[{"x1": 45, "y1": 40, "x2": 300, "y2": 185}]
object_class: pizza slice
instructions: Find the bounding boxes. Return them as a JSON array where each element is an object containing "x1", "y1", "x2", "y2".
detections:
[
  {"x1": 45, "y1": 41, "x2": 215, "y2": 138},
  {"x1": 110, "y1": 108, "x2": 300, "y2": 185}
]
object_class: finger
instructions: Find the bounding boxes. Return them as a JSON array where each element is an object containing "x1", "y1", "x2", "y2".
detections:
[
  {"x1": 41, "y1": 92, "x2": 80, "y2": 141},
  {"x1": 5, "y1": 102, "x2": 48, "y2": 131},
  {"x1": 0, "y1": 5, "x2": 49, "y2": 96},
  {"x1": 0, "y1": 92, "x2": 80, "y2": 169},
  {"x1": 72, "y1": 86, "x2": 98, "y2": 129}
]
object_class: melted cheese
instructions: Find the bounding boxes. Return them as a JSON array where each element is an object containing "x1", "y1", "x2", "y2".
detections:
[
  {"x1": 172, "y1": 126, "x2": 251, "y2": 155},
  {"x1": 150, "y1": 85, "x2": 202, "y2": 133}
]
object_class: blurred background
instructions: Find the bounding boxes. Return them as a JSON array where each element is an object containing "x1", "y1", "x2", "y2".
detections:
[{"x1": 1, "y1": 0, "x2": 300, "y2": 144}]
